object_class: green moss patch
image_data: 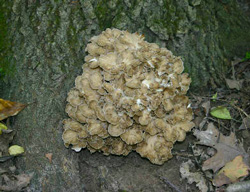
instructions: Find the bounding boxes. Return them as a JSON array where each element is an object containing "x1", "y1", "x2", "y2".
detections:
[{"x1": 0, "y1": 1, "x2": 14, "y2": 79}]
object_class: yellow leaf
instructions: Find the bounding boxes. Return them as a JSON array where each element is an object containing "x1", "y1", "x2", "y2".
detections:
[
  {"x1": 0, "y1": 122, "x2": 7, "y2": 135},
  {"x1": 214, "y1": 155, "x2": 249, "y2": 186},
  {"x1": 0, "y1": 98, "x2": 27, "y2": 121},
  {"x1": 8, "y1": 145, "x2": 25, "y2": 156}
]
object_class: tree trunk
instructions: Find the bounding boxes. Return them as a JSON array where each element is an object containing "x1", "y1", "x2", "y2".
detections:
[{"x1": 0, "y1": 0, "x2": 249, "y2": 191}]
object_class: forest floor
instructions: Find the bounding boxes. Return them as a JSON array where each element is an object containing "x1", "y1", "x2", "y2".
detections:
[{"x1": 0, "y1": 58, "x2": 250, "y2": 192}]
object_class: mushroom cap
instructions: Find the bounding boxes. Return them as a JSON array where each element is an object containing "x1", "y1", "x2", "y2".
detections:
[
  {"x1": 108, "y1": 124, "x2": 125, "y2": 137},
  {"x1": 87, "y1": 136, "x2": 105, "y2": 150},
  {"x1": 63, "y1": 118, "x2": 85, "y2": 132},
  {"x1": 62, "y1": 129, "x2": 78, "y2": 147},
  {"x1": 120, "y1": 127, "x2": 143, "y2": 145},
  {"x1": 136, "y1": 135, "x2": 173, "y2": 165},
  {"x1": 138, "y1": 110, "x2": 152, "y2": 125},
  {"x1": 87, "y1": 119, "x2": 104, "y2": 136},
  {"x1": 65, "y1": 104, "x2": 77, "y2": 120},
  {"x1": 72, "y1": 139, "x2": 87, "y2": 152},
  {"x1": 66, "y1": 89, "x2": 83, "y2": 107}
]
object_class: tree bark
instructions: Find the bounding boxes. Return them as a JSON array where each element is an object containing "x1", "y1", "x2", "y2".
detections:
[{"x1": 0, "y1": 0, "x2": 249, "y2": 191}]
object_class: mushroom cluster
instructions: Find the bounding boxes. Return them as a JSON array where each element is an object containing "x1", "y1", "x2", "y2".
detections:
[{"x1": 62, "y1": 28, "x2": 194, "y2": 165}]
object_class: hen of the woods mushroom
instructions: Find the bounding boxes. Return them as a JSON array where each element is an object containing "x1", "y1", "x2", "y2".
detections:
[{"x1": 62, "y1": 28, "x2": 194, "y2": 165}]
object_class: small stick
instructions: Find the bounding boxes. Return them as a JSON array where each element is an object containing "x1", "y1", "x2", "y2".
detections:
[
  {"x1": 214, "y1": 98, "x2": 249, "y2": 118},
  {"x1": 207, "y1": 117, "x2": 230, "y2": 130},
  {"x1": 172, "y1": 151, "x2": 194, "y2": 158},
  {"x1": 161, "y1": 177, "x2": 183, "y2": 192}
]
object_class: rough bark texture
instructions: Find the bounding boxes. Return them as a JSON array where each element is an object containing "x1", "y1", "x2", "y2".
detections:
[{"x1": 0, "y1": 0, "x2": 249, "y2": 191}]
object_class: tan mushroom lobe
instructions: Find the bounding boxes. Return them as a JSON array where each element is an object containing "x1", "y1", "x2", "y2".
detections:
[{"x1": 62, "y1": 28, "x2": 194, "y2": 165}]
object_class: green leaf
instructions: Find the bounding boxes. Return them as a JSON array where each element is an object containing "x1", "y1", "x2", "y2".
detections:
[
  {"x1": 210, "y1": 106, "x2": 232, "y2": 120},
  {"x1": 0, "y1": 122, "x2": 7, "y2": 135},
  {"x1": 212, "y1": 92, "x2": 217, "y2": 101},
  {"x1": 246, "y1": 51, "x2": 250, "y2": 59}
]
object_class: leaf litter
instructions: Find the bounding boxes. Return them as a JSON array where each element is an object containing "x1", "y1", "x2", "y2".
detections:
[
  {"x1": 213, "y1": 155, "x2": 249, "y2": 186},
  {"x1": 180, "y1": 160, "x2": 209, "y2": 192},
  {"x1": 0, "y1": 173, "x2": 33, "y2": 191},
  {"x1": 0, "y1": 129, "x2": 15, "y2": 157},
  {"x1": 0, "y1": 98, "x2": 27, "y2": 121},
  {"x1": 0, "y1": 98, "x2": 30, "y2": 191},
  {"x1": 182, "y1": 60, "x2": 250, "y2": 190},
  {"x1": 194, "y1": 123, "x2": 249, "y2": 173}
]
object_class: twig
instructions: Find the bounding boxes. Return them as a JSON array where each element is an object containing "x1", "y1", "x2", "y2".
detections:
[
  {"x1": 231, "y1": 60, "x2": 236, "y2": 80},
  {"x1": 161, "y1": 176, "x2": 183, "y2": 192},
  {"x1": 215, "y1": 98, "x2": 249, "y2": 118},
  {"x1": 0, "y1": 156, "x2": 14, "y2": 163},
  {"x1": 207, "y1": 117, "x2": 230, "y2": 130},
  {"x1": 172, "y1": 151, "x2": 194, "y2": 158}
]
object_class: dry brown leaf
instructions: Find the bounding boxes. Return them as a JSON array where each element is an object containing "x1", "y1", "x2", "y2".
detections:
[
  {"x1": 193, "y1": 123, "x2": 249, "y2": 172},
  {"x1": 239, "y1": 117, "x2": 250, "y2": 130},
  {"x1": 213, "y1": 155, "x2": 249, "y2": 187},
  {"x1": 45, "y1": 153, "x2": 53, "y2": 163},
  {"x1": 201, "y1": 100, "x2": 210, "y2": 117},
  {"x1": 0, "y1": 173, "x2": 32, "y2": 191},
  {"x1": 0, "y1": 98, "x2": 27, "y2": 121},
  {"x1": 225, "y1": 78, "x2": 244, "y2": 90},
  {"x1": 180, "y1": 160, "x2": 209, "y2": 192}
]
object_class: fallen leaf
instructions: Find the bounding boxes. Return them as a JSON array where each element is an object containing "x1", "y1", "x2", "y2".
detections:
[
  {"x1": 0, "y1": 98, "x2": 27, "y2": 121},
  {"x1": 198, "y1": 118, "x2": 208, "y2": 130},
  {"x1": 213, "y1": 172, "x2": 231, "y2": 187},
  {"x1": 210, "y1": 106, "x2": 232, "y2": 120},
  {"x1": 0, "y1": 122, "x2": 7, "y2": 135},
  {"x1": 213, "y1": 155, "x2": 249, "y2": 186},
  {"x1": 180, "y1": 160, "x2": 209, "y2": 192},
  {"x1": 225, "y1": 78, "x2": 244, "y2": 90},
  {"x1": 0, "y1": 173, "x2": 32, "y2": 191},
  {"x1": 8, "y1": 145, "x2": 24, "y2": 156},
  {"x1": 239, "y1": 117, "x2": 250, "y2": 130},
  {"x1": 193, "y1": 123, "x2": 249, "y2": 172},
  {"x1": 212, "y1": 92, "x2": 217, "y2": 101},
  {"x1": 193, "y1": 116, "x2": 204, "y2": 128},
  {"x1": 0, "y1": 129, "x2": 15, "y2": 156},
  {"x1": 202, "y1": 100, "x2": 210, "y2": 117},
  {"x1": 45, "y1": 153, "x2": 53, "y2": 163}
]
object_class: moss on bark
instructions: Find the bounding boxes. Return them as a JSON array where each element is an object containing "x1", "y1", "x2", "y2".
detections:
[{"x1": 0, "y1": 1, "x2": 14, "y2": 80}]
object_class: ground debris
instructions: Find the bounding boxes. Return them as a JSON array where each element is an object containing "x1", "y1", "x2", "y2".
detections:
[
  {"x1": 0, "y1": 173, "x2": 33, "y2": 191},
  {"x1": 193, "y1": 123, "x2": 249, "y2": 172},
  {"x1": 0, "y1": 129, "x2": 15, "y2": 157},
  {"x1": 225, "y1": 180, "x2": 250, "y2": 192},
  {"x1": 213, "y1": 155, "x2": 249, "y2": 186},
  {"x1": 0, "y1": 98, "x2": 27, "y2": 121},
  {"x1": 239, "y1": 117, "x2": 250, "y2": 130},
  {"x1": 180, "y1": 160, "x2": 209, "y2": 192}
]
